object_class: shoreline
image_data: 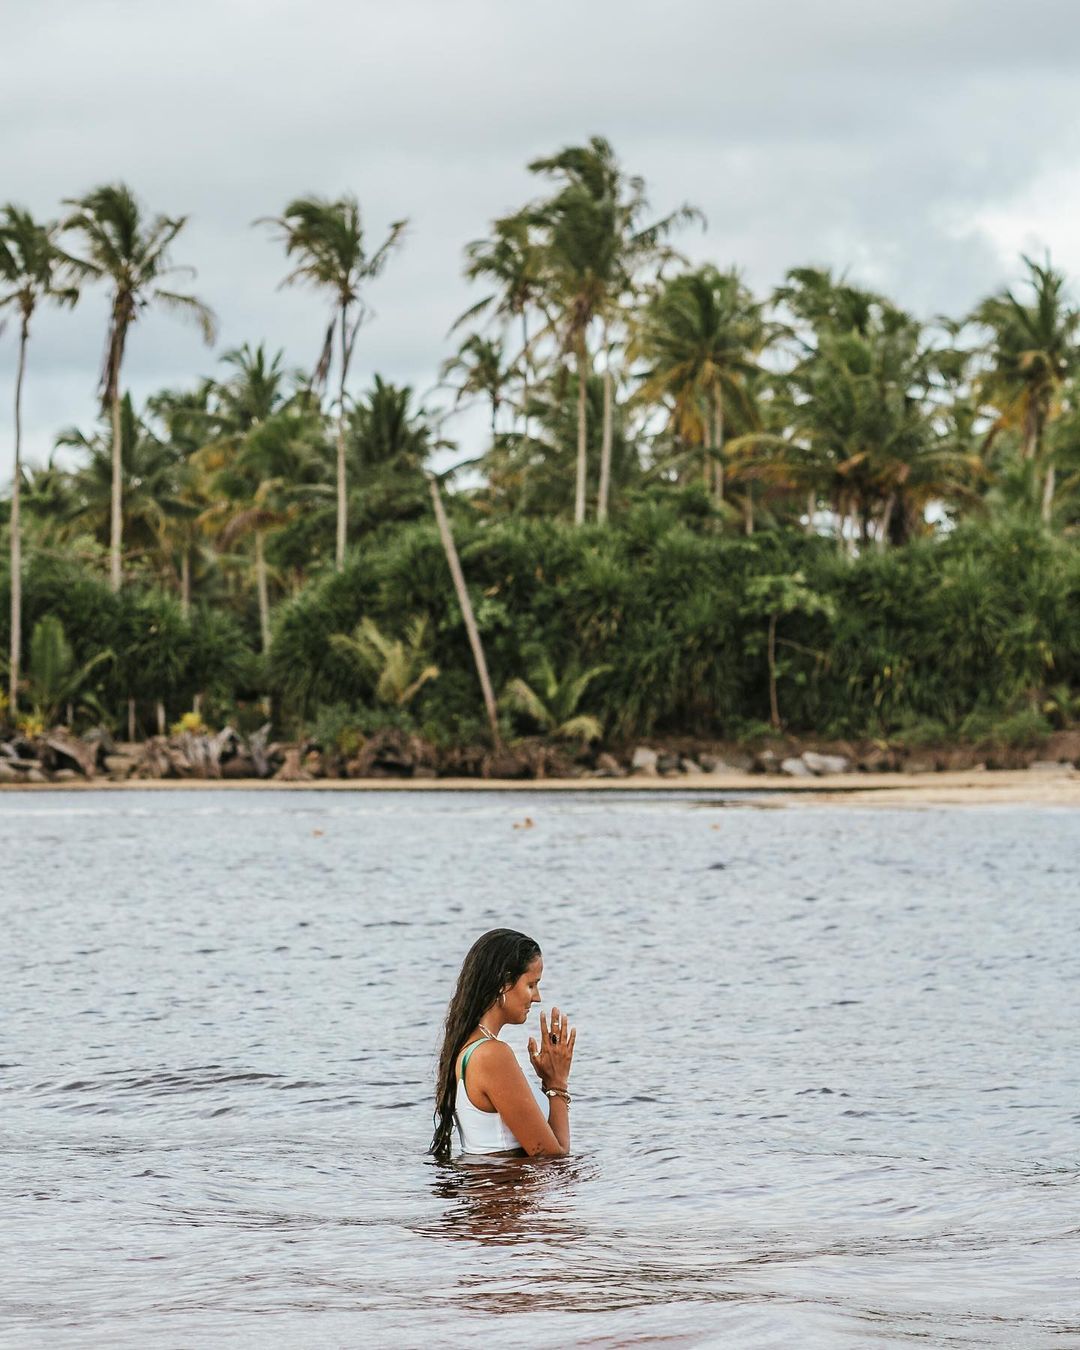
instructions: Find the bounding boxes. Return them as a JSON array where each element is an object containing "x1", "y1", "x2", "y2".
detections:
[{"x1": 1, "y1": 768, "x2": 1078, "y2": 807}]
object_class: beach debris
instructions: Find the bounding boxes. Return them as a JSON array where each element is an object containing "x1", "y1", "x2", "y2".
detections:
[{"x1": 513, "y1": 817, "x2": 535, "y2": 830}]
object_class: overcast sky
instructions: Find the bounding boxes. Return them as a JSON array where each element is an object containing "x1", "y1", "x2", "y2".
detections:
[{"x1": 4, "y1": 0, "x2": 1080, "y2": 480}]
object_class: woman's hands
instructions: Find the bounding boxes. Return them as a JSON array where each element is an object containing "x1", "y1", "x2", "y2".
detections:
[{"x1": 528, "y1": 1007, "x2": 576, "y2": 1092}]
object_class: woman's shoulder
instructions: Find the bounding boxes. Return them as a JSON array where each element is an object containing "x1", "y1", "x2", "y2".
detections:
[{"x1": 457, "y1": 1037, "x2": 515, "y2": 1073}]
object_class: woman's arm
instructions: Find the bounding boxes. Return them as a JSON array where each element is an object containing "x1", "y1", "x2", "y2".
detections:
[{"x1": 470, "y1": 1012, "x2": 576, "y2": 1157}]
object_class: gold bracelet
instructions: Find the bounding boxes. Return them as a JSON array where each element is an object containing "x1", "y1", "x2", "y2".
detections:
[{"x1": 544, "y1": 1088, "x2": 571, "y2": 1104}]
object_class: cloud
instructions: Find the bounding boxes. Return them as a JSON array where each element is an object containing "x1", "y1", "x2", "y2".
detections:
[{"x1": 4, "y1": 0, "x2": 1080, "y2": 477}]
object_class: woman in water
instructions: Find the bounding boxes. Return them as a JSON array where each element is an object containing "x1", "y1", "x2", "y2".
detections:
[{"x1": 431, "y1": 929, "x2": 576, "y2": 1160}]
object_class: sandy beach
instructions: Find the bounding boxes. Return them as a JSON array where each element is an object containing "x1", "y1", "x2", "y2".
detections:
[{"x1": 2, "y1": 768, "x2": 1078, "y2": 807}]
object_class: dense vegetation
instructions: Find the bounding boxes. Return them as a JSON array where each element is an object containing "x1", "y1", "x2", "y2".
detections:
[{"x1": 2, "y1": 138, "x2": 1079, "y2": 751}]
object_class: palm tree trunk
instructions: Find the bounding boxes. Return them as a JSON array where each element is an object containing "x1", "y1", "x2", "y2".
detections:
[
  {"x1": 180, "y1": 548, "x2": 191, "y2": 619},
  {"x1": 335, "y1": 307, "x2": 349, "y2": 571},
  {"x1": 712, "y1": 390, "x2": 724, "y2": 504},
  {"x1": 428, "y1": 476, "x2": 501, "y2": 749},
  {"x1": 597, "y1": 324, "x2": 613, "y2": 523},
  {"x1": 521, "y1": 310, "x2": 531, "y2": 441},
  {"x1": 879, "y1": 492, "x2": 896, "y2": 549},
  {"x1": 574, "y1": 340, "x2": 588, "y2": 526},
  {"x1": 744, "y1": 482, "x2": 755, "y2": 536},
  {"x1": 110, "y1": 389, "x2": 123, "y2": 592},
  {"x1": 767, "y1": 611, "x2": 780, "y2": 730},
  {"x1": 805, "y1": 489, "x2": 816, "y2": 536},
  {"x1": 255, "y1": 530, "x2": 271, "y2": 653},
  {"x1": 1041, "y1": 463, "x2": 1056, "y2": 523},
  {"x1": 9, "y1": 319, "x2": 27, "y2": 716}
]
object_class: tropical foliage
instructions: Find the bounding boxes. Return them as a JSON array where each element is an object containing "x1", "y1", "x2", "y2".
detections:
[{"x1": 2, "y1": 149, "x2": 1080, "y2": 750}]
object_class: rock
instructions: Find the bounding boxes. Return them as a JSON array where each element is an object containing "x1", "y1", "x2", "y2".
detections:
[
  {"x1": 780, "y1": 757, "x2": 813, "y2": 777},
  {"x1": 801, "y1": 751, "x2": 851, "y2": 776},
  {"x1": 104, "y1": 754, "x2": 138, "y2": 780},
  {"x1": 1028, "y1": 760, "x2": 1072, "y2": 775},
  {"x1": 51, "y1": 768, "x2": 79, "y2": 782},
  {"x1": 754, "y1": 749, "x2": 781, "y2": 775},
  {"x1": 412, "y1": 764, "x2": 438, "y2": 779},
  {"x1": 937, "y1": 747, "x2": 985, "y2": 773},
  {"x1": 631, "y1": 746, "x2": 658, "y2": 771},
  {"x1": 680, "y1": 758, "x2": 705, "y2": 775},
  {"x1": 482, "y1": 750, "x2": 532, "y2": 780},
  {"x1": 857, "y1": 745, "x2": 898, "y2": 772},
  {"x1": 594, "y1": 752, "x2": 625, "y2": 778},
  {"x1": 275, "y1": 746, "x2": 313, "y2": 782},
  {"x1": 0, "y1": 761, "x2": 21, "y2": 782},
  {"x1": 903, "y1": 756, "x2": 937, "y2": 774},
  {"x1": 221, "y1": 753, "x2": 257, "y2": 779},
  {"x1": 657, "y1": 752, "x2": 682, "y2": 775},
  {"x1": 25, "y1": 767, "x2": 49, "y2": 784},
  {"x1": 1042, "y1": 731, "x2": 1080, "y2": 765}
]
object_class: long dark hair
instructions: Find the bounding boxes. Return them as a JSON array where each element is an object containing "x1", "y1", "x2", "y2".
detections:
[{"x1": 430, "y1": 928, "x2": 541, "y2": 1160}]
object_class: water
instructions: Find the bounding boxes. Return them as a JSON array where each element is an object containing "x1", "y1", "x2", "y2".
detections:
[{"x1": 1, "y1": 790, "x2": 1077, "y2": 1347}]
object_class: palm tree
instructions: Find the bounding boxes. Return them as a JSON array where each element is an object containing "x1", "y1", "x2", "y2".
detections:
[
  {"x1": 440, "y1": 332, "x2": 514, "y2": 439},
  {"x1": 197, "y1": 348, "x2": 328, "y2": 652},
  {"x1": 63, "y1": 183, "x2": 216, "y2": 591},
  {"x1": 258, "y1": 196, "x2": 406, "y2": 570},
  {"x1": 527, "y1": 137, "x2": 698, "y2": 524},
  {"x1": 344, "y1": 375, "x2": 438, "y2": 532},
  {"x1": 330, "y1": 615, "x2": 439, "y2": 706},
  {"x1": 502, "y1": 654, "x2": 609, "y2": 743},
  {"x1": 457, "y1": 212, "x2": 547, "y2": 436},
  {"x1": 970, "y1": 255, "x2": 1080, "y2": 522},
  {"x1": 0, "y1": 206, "x2": 80, "y2": 715},
  {"x1": 633, "y1": 265, "x2": 764, "y2": 506},
  {"x1": 22, "y1": 614, "x2": 112, "y2": 729},
  {"x1": 58, "y1": 395, "x2": 190, "y2": 579}
]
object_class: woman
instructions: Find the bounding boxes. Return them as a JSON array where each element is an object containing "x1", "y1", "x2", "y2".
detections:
[{"x1": 431, "y1": 929, "x2": 576, "y2": 1160}]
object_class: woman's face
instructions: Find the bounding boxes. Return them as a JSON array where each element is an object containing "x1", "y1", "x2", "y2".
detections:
[{"x1": 503, "y1": 955, "x2": 544, "y2": 1023}]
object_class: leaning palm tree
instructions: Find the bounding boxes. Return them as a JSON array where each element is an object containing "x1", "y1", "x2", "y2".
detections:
[
  {"x1": 63, "y1": 183, "x2": 216, "y2": 591},
  {"x1": 258, "y1": 196, "x2": 407, "y2": 570},
  {"x1": 0, "y1": 206, "x2": 80, "y2": 714},
  {"x1": 970, "y1": 255, "x2": 1080, "y2": 522}
]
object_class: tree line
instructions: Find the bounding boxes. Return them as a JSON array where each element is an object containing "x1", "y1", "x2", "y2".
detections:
[{"x1": 2, "y1": 137, "x2": 1079, "y2": 743}]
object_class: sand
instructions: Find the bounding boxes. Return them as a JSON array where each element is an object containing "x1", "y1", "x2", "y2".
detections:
[{"x1": 2, "y1": 767, "x2": 1078, "y2": 807}]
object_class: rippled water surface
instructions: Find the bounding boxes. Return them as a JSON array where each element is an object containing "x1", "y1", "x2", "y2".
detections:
[{"x1": 2, "y1": 789, "x2": 1078, "y2": 1346}]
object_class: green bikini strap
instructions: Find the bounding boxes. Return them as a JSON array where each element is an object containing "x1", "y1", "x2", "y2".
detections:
[{"x1": 458, "y1": 1039, "x2": 486, "y2": 1082}]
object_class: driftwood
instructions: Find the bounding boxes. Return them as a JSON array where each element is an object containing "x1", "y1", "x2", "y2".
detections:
[{"x1": 42, "y1": 731, "x2": 98, "y2": 779}]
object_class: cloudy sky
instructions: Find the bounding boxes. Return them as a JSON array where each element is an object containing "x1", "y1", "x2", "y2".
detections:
[{"x1": 4, "y1": 0, "x2": 1080, "y2": 479}]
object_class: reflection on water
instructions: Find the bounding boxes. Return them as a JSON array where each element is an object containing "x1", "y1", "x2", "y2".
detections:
[
  {"x1": 424, "y1": 1155, "x2": 589, "y2": 1248},
  {"x1": 1, "y1": 790, "x2": 1078, "y2": 1346}
]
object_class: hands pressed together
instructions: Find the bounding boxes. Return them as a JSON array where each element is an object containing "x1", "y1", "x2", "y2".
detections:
[{"x1": 528, "y1": 1007, "x2": 576, "y2": 1092}]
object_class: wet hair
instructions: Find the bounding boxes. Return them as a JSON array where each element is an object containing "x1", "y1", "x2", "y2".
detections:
[{"x1": 430, "y1": 928, "x2": 541, "y2": 1161}]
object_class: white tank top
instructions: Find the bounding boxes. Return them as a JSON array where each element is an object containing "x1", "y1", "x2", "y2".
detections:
[{"x1": 454, "y1": 1037, "x2": 522, "y2": 1154}]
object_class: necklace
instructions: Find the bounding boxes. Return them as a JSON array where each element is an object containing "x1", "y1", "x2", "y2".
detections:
[{"x1": 478, "y1": 1022, "x2": 500, "y2": 1040}]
